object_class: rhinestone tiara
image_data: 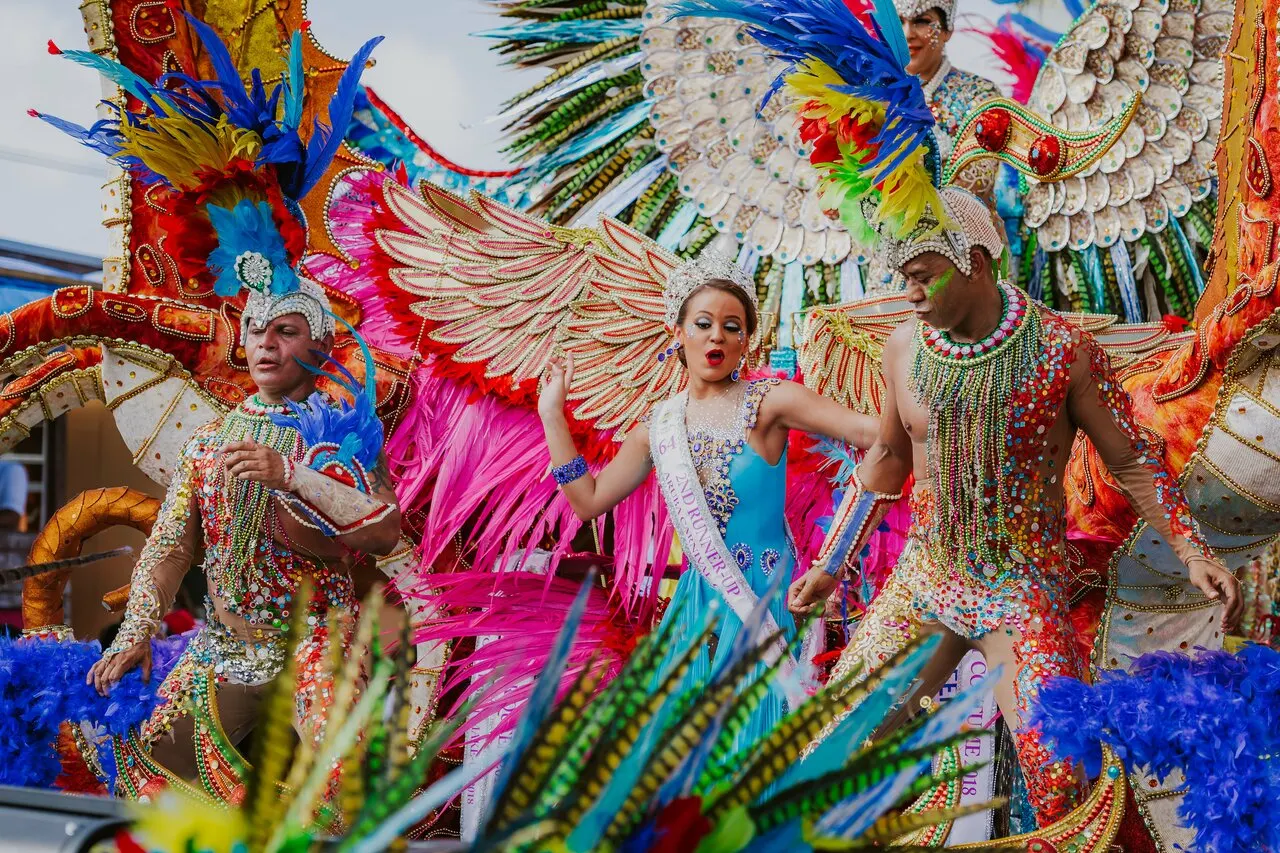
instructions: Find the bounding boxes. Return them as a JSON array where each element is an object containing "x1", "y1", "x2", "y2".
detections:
[
  {"x1": 894, "y1": 0, "x2": 956, "y2": 28},
  {"x1": 662, "y1": 252, "x2": 760, "y2": 329},
  {"x1": 241, "y1": 277, "x2": 336, "y2": 344}
]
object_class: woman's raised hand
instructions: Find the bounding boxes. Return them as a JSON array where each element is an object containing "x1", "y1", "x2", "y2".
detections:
[{"x1": 538, "y1": 353, "x2": 575, "y2": 420}]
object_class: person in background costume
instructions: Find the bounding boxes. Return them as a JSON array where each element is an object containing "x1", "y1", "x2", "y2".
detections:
[
  {"x1": 787, "y1": 186, "x2": 1241, "y2": 826},
  {"x1": 538, "y1": 253, "x2": 878, "y2": 747},
  {"x1": 899, "y1": 0, "x2": 1001, "y2": 199}
]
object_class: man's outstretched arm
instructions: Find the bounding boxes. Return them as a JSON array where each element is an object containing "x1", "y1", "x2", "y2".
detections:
[
  {"x1": 1067, "y1": 335, "x2": 1241, "y2": 630},
  {"x1": 788, "y1": 328, "x2": 915, "y2": 616}
]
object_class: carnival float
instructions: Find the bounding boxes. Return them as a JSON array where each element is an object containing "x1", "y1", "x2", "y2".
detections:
[{"x1": 0, "y1": 0, "x2": 1276, "y2": 850}]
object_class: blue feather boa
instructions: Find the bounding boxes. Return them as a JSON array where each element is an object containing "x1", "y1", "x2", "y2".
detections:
[
  {"x1": 0, "y1": 633, "x2": 188, "y2": 788},
  {"x1": 1032, "y1": 645, "x2": 1280, "y2": 852}
]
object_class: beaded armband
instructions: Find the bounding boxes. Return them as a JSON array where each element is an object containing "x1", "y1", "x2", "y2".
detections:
[
  {"x1": 812, "y1": 469, "x2": 905, "y2": 577},
  {"x1": 552, "y1": 455, "x2": 588, "y2": 486}
]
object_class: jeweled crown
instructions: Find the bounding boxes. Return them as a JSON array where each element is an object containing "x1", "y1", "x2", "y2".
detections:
[
  {"x1": 894, "y1": 0, "x2": 956, "y2": 28},
  {"x1": 889, "y1": 187, "x2": 1005, "y2": 277},
  {"x1": 241, "y1": 277, "x2": 335, "y2": 344},
  {"x1": 663, "y1": 253, "x2": 760, "y2": 330}
]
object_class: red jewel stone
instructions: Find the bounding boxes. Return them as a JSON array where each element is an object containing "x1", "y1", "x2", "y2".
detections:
[
  {"x1": 974, "y1": 108, "x2": 1012, "y2": 153},
  {"x1": 1028, "y1": 134, "x2": 1062, "y2": 176}
]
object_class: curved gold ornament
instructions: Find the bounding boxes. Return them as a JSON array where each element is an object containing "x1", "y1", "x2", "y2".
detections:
[
  {"x1": 951, "y1": 745, "x2": 1127, "y2": 851},
  {"x1": 944, "y1": 95, "x2": 1141, "y2": 185},
  {"x1": 22, "y1": 487, "x2": 160, "y2": 630}
]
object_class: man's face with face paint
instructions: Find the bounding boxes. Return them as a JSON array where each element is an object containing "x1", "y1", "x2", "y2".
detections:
[
  {"x1": 900, "y1": 252, "x2": 966, "y2": 330},
  {"x1": 245, "y1": 313, "x2": 331, "y2": 402}
]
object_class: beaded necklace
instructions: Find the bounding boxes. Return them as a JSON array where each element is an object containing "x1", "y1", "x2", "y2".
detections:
[
  {"x1": 909, "y1": 281, "x2": 1042, "y2": 569},
  {"x1": 214, "y1": 395, "x2": 303, "y2": 607}
]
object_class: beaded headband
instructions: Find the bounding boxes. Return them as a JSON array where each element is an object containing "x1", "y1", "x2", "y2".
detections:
[
  {"x1": 662, "y1": 252, "x2": 760, "y2": 330},
  {"x1": 241, "y1": 278, "x2": 335, "y2": 344},
  {"x1": 888, "y1": 187, "x2": 1004, "y2": 277},
  {"x1": 895, "y1": 0, "x2": 955, "y2": 28}
]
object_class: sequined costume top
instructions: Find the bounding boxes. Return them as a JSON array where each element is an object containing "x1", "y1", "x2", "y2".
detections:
[
  {"x1": 899, "y1": 310, "x2": 1210, "y2": 639},
  {"x1": 107, "y1": 396, "x2": 358, "y2": 685}
]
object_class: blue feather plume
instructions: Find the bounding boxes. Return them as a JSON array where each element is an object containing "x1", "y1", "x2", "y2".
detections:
[
  {"x1": 43, "y1": 11, "x2": 381, "y2": 207},
  {"x1": 1033, "y1": 645, "x2": 1280, "y2": 852},
  {"x1": 0, "y1": 635, "x2": 180, "y2": 788},
  {"x1": 295, "y1": 35, "x2": 384, "y2": 199},
  {"x1": 206, "y1": 200, "x2": 300, "y2": 297}
]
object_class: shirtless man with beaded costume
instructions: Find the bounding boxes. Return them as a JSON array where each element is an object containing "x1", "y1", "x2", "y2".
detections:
[
  {"x1": 787, "y1": 187, "x2": 1241, "y2": 826},
  {"x1": 85, "y1": 281, "x2": 403, "y2": 794}
]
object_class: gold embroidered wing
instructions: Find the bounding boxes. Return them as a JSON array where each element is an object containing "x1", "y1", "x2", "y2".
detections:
[
  {"x1": 796, "y1": 295, "x2": 915, "y2": 415},
  {"x1": 367, "y1": 176, "x2": 683, "y2": 441}
]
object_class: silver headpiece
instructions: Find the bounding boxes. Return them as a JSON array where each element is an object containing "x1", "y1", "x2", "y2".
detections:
[
  {"x1": 887, "y1": 187, "x2": 1004, "y2": 277},
  {"x1": 240, "y1": 277, "x2": 336, "y2": 344},
  {"x1": 894, "y1": 0, "x2": 955, "y2": 28},
  {"x1": 663, "y1": 252, "x2": 760, "y2": 330}
]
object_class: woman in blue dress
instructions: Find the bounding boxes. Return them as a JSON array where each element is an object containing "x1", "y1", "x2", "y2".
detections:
[{"x1": 537, "y1": 252, "x2": 877, "y2": 745}]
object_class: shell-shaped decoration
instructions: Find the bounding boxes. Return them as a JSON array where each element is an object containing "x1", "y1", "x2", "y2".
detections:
[
  {"x1": 643, "y1": 1, "x2": 856, "y2": 268},
  {"x1": 1020, "y1": 0, "x2": 1227, "y2": 262}
]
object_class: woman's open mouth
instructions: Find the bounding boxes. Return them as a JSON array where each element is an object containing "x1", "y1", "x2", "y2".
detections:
[{"x1": 706, "y1": 349, "x2": 725, "y2": 367}]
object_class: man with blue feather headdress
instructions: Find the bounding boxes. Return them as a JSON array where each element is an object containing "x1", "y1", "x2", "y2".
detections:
[{"x1": 38, "y1": 17, "x2": 404, "y2": 799}]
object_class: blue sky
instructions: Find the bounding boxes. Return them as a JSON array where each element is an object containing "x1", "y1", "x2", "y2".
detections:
[{"x1": 0, "y1": 0, "x2": 1058, "y2": 257}]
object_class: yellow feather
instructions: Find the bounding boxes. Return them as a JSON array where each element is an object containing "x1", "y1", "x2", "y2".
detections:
[
  {"x1": 130, "y1": 789, "x2": 248, "y2": 853},
  {"x1": 115, "y1": 115, "x2": 262, "y2": 192},
  {"x1": 871, "y1": 152, "x2": 950, "y2": 239},
  {"x1": 784, "y1": 60, "x2": 885, "y2": 128}
]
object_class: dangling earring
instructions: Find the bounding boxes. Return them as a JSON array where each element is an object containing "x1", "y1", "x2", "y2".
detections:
[
  {"x1": 731, "y1": 356, "x2": 745, "y2": 382},
  {"x1": 658, "y1": 339, "x2": 681, "y2": 363}
]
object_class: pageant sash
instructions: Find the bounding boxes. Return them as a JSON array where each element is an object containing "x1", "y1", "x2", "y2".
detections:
[{"x1": 649, "y1": 394, "x2": 814, "y2": 703}]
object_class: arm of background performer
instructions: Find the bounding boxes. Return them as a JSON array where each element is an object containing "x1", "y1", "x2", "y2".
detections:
[
  {"x1": 1067, "y1": 339, "x2": 1242, "y2": 629},
  {"x1": 538, "y1": 354, "x2": 653, "y2": 522},
  {"x1": 788, "y1": 326, "x2": 916, "y2": 615},
  {"x1": 757, "y1": 380, "x2": 880, "y2": 451},
  {"x1": 88, "y1": 443, "x2": 200, "y2": 692}
]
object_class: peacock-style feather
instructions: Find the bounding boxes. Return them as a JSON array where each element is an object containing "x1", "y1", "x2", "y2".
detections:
[
  {"x1": 118, "y1": 577, "x2": 1000, "y2": 852},
  {"x1": 669, "y1": 0, "x2": 942, "y2": 242}
]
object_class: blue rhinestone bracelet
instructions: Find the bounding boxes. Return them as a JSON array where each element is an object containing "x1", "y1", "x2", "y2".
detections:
[{"x1": 552, "y1": 455, "x2": 588, "y2": 486}]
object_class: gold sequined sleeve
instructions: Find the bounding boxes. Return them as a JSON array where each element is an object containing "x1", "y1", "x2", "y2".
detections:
[{"x1": 103, "y1": 436, "x2": 200, "y2": 657}]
